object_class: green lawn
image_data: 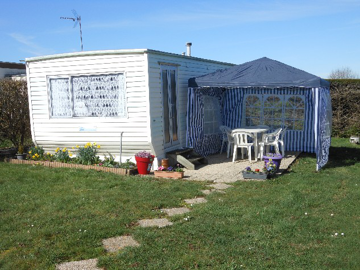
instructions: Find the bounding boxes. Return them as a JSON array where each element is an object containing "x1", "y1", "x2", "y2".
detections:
[{"x1": 1, "y1": 138, "x2": 359, "y2": 269}]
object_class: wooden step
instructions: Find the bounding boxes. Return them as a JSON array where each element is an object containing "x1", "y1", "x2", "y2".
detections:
[{"x1": 166, "y1": 149, "x2": 208, "y2": 170}]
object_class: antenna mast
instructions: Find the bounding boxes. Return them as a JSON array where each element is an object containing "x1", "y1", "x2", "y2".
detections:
[{"x1": 60, "y1": 9, "x2": 83, "y2": 51}]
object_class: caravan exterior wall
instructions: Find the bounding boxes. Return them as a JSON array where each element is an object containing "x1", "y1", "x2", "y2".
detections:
[{"x1": 26, "y1": 49, "x2": 233, "y2": 163}]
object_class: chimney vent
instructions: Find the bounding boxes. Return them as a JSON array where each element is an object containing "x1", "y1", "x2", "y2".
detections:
[{"x1": 186, "y1": 42, "x2": 192, "y2": 56}]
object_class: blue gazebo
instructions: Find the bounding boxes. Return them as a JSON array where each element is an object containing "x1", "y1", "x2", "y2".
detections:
[{"x1": 186, "y1": 57, "x2": 332, "y2": 170}]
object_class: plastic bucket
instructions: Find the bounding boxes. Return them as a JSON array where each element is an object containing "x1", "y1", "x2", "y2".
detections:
[{"x1": 135, "y1": 156, "x2": 154, "y2": 175}]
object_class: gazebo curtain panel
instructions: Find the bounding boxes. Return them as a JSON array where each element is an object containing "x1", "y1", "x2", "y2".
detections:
[
  {"x1": 186, "y1": 87, "x2": 316, "y2": 154},
  {"x1": 186, "y1": 57, "x2": 331, "y2": 170}
]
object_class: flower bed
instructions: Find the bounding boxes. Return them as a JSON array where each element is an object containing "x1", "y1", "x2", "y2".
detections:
[
  {"x1": 154, "y1": 164, "x2": 184, "y2": 179},
  {"x1": 5, "y1": 158, "x2": 137, "y2": 176}
]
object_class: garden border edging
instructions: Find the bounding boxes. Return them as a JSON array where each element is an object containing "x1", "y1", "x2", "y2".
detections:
[{"x1": 4, "y1": 158, "x2": 137, "y2": 176}]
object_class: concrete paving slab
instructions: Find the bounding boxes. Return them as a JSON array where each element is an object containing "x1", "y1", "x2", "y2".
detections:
[
  {"x1": 161, "y1": 207, "x2": 190, "y2": 216},
  {"x1": 102, "y1": 235, "x2": 140, "y2": 253},
  {"x1": 56, "y1": 258, "x2": 102, "y2": 270},
  {"x1": 184, "y1": 197, "x2": 207, "y2": 204},
  {"x1": 138, "y1": 218, "x2": 173, "y2": 228}
]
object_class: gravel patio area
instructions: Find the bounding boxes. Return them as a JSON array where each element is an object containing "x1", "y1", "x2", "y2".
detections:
[{"x1": 182, "y1": 151, "x2": 300, "y2": 183}]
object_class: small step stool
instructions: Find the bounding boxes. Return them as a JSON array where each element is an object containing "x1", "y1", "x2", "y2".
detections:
[{"x1": 166, "y1": 148, "x2": 208, "y2": 170}]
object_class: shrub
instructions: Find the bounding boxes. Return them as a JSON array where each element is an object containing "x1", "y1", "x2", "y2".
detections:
[{"x1": 0, "y1": 79, "x2": 30, "y2": 149}]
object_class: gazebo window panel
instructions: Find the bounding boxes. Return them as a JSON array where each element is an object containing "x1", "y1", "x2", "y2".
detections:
[
  {"x1": 49, "y1": 78, "x2": 72, "y2": 117},
  {"x1": 284, "y1": 95, "x2": 305, "y2": 130},
  {"x1": 263, "y1": 95, "x2": 283, "y2": 129},
  {"x1": 203, "y1": 95, "x2": 221, "y2": 134},
  {"x1": 243, "y1": 93, "x2": 305, "y2": 130},
  {"x1": 244, "y1": 95, "x2": 261, "y2": 126},
  {"x1": 48, "y1": 73, "x2": 126, "y2": 118}
]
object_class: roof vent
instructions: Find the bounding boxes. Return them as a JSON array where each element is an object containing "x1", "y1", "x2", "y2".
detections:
[{"x1": 186, "y1": 42, "x2": 192, "y2": 56}]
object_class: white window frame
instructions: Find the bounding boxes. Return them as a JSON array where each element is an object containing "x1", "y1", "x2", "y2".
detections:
[{"x1": 47, "y1": 73, "x2": 127, "y2": 119}]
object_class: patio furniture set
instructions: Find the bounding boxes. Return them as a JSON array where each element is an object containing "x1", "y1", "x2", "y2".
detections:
[{"x1": 219, "y1": 125, "x2": 287, "y2": 163}]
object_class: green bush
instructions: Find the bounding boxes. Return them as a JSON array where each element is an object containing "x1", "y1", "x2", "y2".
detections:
[
  {"x1": 0, "y1": 79, "x2": 30, "y2": 149},
  {"x1": 329, "y1": 79, "x2": 360, "y2": 137}
]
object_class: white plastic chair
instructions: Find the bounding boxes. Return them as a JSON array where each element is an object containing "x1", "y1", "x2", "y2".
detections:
[
  {"x1": 219, "y1": 125, "x2": 234, "y2": 158},
  {"x1": 231, "y1": 131, "x2": 254, "y2": 163},
  {"x1": 259, "y1": 128, "x2": 282, "y2": 160},
  {"x1": 278, "y1": 126, "x2": 287, "y2": 157}
]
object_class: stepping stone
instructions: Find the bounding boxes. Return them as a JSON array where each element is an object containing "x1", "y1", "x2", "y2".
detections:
[
  {"x1": 161, "y1": 207, "x2": 190, "y2": 216},
  {"x1": 56, "y1": 258, "x2": 102, "y2": 270},
  {"x1": 138, "y1": 218, "x2": 173, "y2": 228},
  {"x1": 208, "y1": 183, "x2": 233, "y2": 190},
  {"x1": 102, "y1": 235, "x2": 140, "y2": 253},
  {"x1": 201, "y1": 189, "x2": 213, "y2": 195},
  {"x1": 184, "y1": 197, "x2": 207, "y2": 204},
  {"x1": 201, "y1": 189, "x2": 225, "y2": 195}
]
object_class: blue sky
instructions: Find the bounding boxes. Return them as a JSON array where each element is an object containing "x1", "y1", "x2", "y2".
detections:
[{"x1": 1, "y1": 0, "x2": 359, "y2": 78}]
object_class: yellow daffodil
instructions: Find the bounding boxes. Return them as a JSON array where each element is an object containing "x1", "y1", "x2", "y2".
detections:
[
  {"x1": 32, "y1": 155, "x2": 35, "y2": 159},
  {"x1": 62, "y1": 149, "x2": 66, "y2": 152},
  {"x1": 97, "y1": 145, "x2": 101, "y2": 149},
  {"x1": 76, "y1": 145, "x2": 79, "y2": 148},
  {"x1": 55, "y1": 148, "x2": 60, "y2": 153},
  {"x1": 29, "y1": 151, "x2": 32, "y2": 154},
  {"x1": 69, "y1": 153, "x2": 73, "y2": 157}
]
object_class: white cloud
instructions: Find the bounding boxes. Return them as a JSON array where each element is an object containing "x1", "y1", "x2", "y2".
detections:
[{"x1": 9, "y1": 33, "x2": 55, "y2": 56}]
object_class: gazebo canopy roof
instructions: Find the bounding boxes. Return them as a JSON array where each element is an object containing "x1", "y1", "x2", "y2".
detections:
[{"x1": 189, "y1": 57, "x2": 330, "y2": 88}]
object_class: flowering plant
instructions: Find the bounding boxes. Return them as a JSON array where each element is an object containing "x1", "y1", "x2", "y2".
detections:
[
  {"x1": 54, "y1": 147, "x2": 72, "y2": 163},
  {"x1": 28, "y1": 146, "x2": 45, "y2": 160},
  {"x1": 157, "y1": 163, "x2": 184, "y2": 172},
  {"x1": 135, "y1": 151, "x2": 153, "y2": 159},
  {"x1": 264, "y1": 158, "x2": 277, "y2": 175},
  {"x1": 244, "y1": 166, "x2": 263, "y2": 173},
  {"x1": 76, "y1": 142, "x2": 100, "y2": 165}
]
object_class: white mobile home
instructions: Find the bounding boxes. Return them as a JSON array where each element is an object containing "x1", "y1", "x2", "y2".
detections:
[{"x1": 26, "y1": 49, "x2": 233, "y2": 165}]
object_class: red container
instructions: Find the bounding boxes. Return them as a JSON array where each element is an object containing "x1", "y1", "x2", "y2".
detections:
[{"x1": 135, "y1": 155, "x2": 154, "y2": 175}]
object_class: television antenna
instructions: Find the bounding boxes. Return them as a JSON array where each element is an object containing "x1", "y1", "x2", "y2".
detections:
[{"x1": 60, "y1": 9, "x2": 83, "y2": 51}]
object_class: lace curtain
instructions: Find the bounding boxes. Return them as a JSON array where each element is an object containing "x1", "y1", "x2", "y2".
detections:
[
  {"x1": 49, "y1": 78, "x2": 72, "y2": 117},
  {"x1": 49, "y1": 74, "x2": 126, "y2": 118}
]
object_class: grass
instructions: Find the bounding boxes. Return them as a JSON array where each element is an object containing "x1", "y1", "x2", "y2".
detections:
[{"x1": 1, "y1": 138, "x2": 360, "y2": 269}]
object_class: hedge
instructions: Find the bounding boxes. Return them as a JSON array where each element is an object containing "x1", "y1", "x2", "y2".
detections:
[{"x1": 329, "y1": 79, "x2": 360, "y2": 137}]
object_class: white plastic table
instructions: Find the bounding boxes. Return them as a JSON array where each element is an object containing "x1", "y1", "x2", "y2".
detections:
[{"x1": 231, "y1": 127, "x2": 269, "y2": 161}]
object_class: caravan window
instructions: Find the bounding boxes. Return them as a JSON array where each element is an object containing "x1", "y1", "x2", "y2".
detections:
[
  {"x1": 48, "y1": 73, "x2": 126, "y2": 118},
  {"x1": 203, "y1": 95, "x2": 221, "y2": 134}
]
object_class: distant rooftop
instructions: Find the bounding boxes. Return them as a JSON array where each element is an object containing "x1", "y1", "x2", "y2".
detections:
[{"x1": 0, "y1": 61, "x2": 26, "y2": 69}]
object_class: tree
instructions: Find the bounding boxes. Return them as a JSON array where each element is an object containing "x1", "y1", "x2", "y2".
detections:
[
  {"x1": 328, "y1": 67, "x2": 358, "y2": 79},
  {"x1": 0, "y1": 79, "x2": 31, "y2": 151}
]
